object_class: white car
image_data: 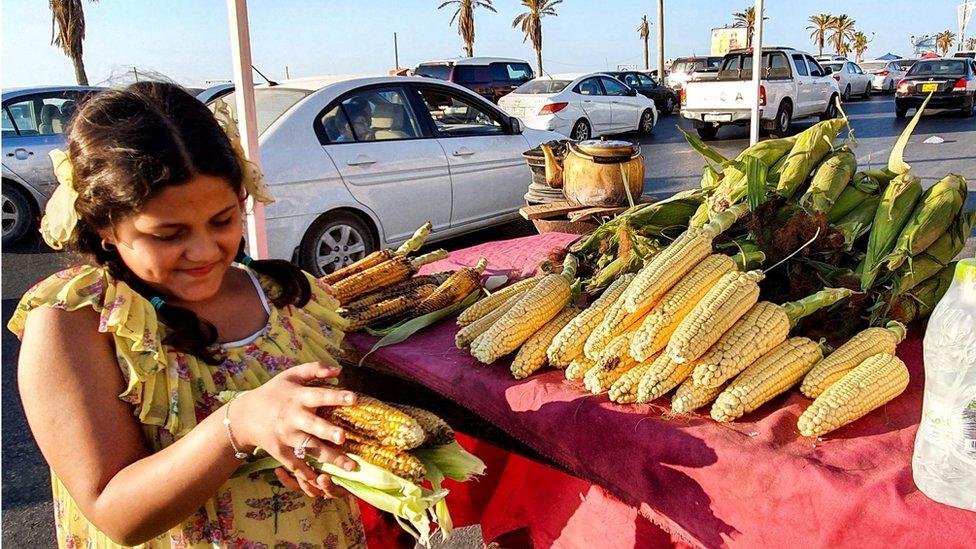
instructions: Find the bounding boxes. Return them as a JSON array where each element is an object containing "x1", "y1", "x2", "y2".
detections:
[
  {"x1": 822, "y1": 60, "x2": 873, "y2": 101},
  {"x1": 858, "y1": 60, "x2": 907, "y2": 93},
  {"x1": 496, "y1": 73, "x2": 658, "y2": 140},
  {"x1": 215, "y1": 76, "x2": 560, "y2": 276}
]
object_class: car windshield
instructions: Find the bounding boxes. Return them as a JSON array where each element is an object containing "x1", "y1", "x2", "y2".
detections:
[
  {"x1": 823, "y1": 62, "x2": 844, "y2": 71},
  {"x1": 907, "y1": 60, "x2": 967, "y2": 76},
  {"x1": 672, "y1": 60, "x2": 696, "y2": 73},
  {"x1": 860, "y1": 62, "x2": 887, "y2": 71},
  {"x1": 514, "y1": 79, "x2": 571, "y2": 94},
  {"x1": 415, "y1": 64, "x2": 453, "y2": 80},
  {"x1": 213, "y1": 88, "x2": 311, "y2": 135}
]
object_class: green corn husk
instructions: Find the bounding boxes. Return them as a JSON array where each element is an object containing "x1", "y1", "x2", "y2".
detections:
[
  {"x1": 860, "y1": 172, "x2": 924, "y2": 290},
  {"x1": 826, "y1": 185, "x2": 874, "y2": 223},
  {"x1": 854, "y1": 168, "x2": 897, "y2": 192},
  {"x1": 892, "y1": 211, "x2": 976, "y2": 294},
  {"x1": 766, "y1": 153, "x2": 790, "y2": 185},
  {"x1": 775, "y1": 118, "x2": 848, "y2": 199},
  {"x1": 889, "y1": 262, "x2": 956, "y2": 324},
  {"x1": 706, "y1": 137, "x2": 797, "y2": 214},
  {"x1": 570, "y1": 192, "x2": 703, "y2": 254},
  {"x1": 800, "y1": 147, "x2": 857, "y2": 213},
  {"x1": 835, "y1": 196, "x2": 881, "y2": 249},
  {"x1": 689, "y1": 202, "x2": 711, "y2": 228},
  {"x1": 885, "y1": 174, "x2": 968, "y2": 270}
]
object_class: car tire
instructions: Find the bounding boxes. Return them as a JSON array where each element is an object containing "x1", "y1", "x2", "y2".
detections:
[
  {"x1": 1, "y1": 183, "x2": 36, "y2": 247},
  {"x1": 886, "y1": 80, "x2": 895, "y2": 94},
  {"x1": 571, "y1": 119, "x2": 591, "y2": 141},
  {"x1": 895, "y1": 106, "x2": 908, "y2": 119},
  {"x1": 663, "y1": 95, "x2": 675, "y2": 115},
  {"x1": 962, "y1": 95, "x2": 976, "y2": 118},
  {"x1": 298, "y1": 211, "x2": 377, "y2": 277},
  {"x1": 819, "y1": 95, "x2": 840, "y2": 120},
  {"x1": 638, "y1": 109, "x2": 656, "y2": 135},
  {"x1": 842, "y1": 85, "x2": 851, "y2": 102},
  {"x1": 769, "y1": 102, "x2": 793, "y2": 138},
  {"x1": 696, "y1": 125, "x2": 719, "y2": 140},
  {"x1": 862, "y1": 83, "x2": 871, "y2": 99}
]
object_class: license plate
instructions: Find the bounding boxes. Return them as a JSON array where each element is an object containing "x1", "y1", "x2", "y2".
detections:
[
  {"x1": 703, "y1": 113, "x2": 732, "y2": 122},
  {"x1": 921, "y1": 83, "x2": 939, "y2": 92},
  {"x1": 510, "y1": 107, "x2": 527, "y2": 118}
]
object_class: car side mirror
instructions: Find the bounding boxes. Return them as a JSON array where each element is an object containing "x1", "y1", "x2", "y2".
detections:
[{"x1": 509, "y1": 117, "x2": 523, "y2": 134}]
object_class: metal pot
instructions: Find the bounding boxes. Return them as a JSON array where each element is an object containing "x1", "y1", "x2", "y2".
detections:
[{"x1": 540, "y1": 139, "x2": 644, "y2": 207}]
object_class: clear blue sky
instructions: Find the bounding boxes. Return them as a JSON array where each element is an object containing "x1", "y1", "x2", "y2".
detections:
[{"x1": 1, "y1": 1, "x2": 966, "y2": 88}]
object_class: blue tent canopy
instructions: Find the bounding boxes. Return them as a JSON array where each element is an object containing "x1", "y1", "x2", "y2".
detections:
[{"x1": 876, "y1": 53, "x2": 902, "y2": 60}]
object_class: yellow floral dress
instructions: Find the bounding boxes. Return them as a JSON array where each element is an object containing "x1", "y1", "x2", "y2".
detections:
[{"x1": 8, "y1": 264, "x2": 367, "y2": 549}]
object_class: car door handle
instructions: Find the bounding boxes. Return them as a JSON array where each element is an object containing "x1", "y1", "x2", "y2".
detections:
[
  {"x1": 346, "y1": 155, "x2": 376, "y2": 166},
  {"x1": 452, "y1": 148, "x2": 475, "y2": 157},
  {"x1": 583, "y1": 99, "x2": 592, "y2": 103},
  {"x1": 8, "y1": 148, "x2": 33, "y2": 159}
]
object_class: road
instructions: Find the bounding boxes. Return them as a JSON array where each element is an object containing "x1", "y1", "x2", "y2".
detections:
[{"x1": 2, "y1": 93, "x2": 974, "y2": 548}]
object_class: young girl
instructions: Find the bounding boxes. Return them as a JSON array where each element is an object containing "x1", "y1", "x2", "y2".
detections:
[{"x1": 10, "y1": 82, "x2": 367, "y2": 548}]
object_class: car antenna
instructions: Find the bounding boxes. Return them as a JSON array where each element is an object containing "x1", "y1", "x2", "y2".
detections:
[{"x1": 252, "y1": 64, "x2": 278, "y2": 86}]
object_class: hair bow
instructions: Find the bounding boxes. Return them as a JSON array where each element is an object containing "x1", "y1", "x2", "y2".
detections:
[{"x1": 39, "y1": 149, "x2": 80, "y2": 250}]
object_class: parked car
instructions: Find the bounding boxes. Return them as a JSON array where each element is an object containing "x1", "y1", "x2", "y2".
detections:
[
  {"x1": 208, "y1": 76, "x2": 560, "y2": 275},
  {"x1": 681, "y1": 47, "x2": 840, "y2": 139},
  {"x1": 2, "y1": 86, "x2": 104, "y2": 245},
  {"x1": 665, "y1": 56, "x2": 723, "y2": 90},
  {"x1": 894, "y1": 58, "x2": 918, "y2": 72},
  {"x1": 821, "y1": 60, "x2": 873, "y2": 101},
  {"x1": 816, "y1": 54, "x2": 849, "y2": 63},
  {"x1": 859, "y1": 60, "x2": 907, "y2": 93},
  {"x1": 497, "y1": 73, "x2": 658, "y2": 140},
  {"x1": 196, "y1": 83, "x2": 235, "y2": 104},
  {"x1": 953, "y1": 51, "x2": 976, "y2": 60},
  {"x1": 605, "y1": 71, "x2": 678, "y2": 115},
  {"x1": 414, "y1": 57, "x2": 534, "y2": 103},
  {"x1": 895, "y1": 57, "x2": 976, "y2": 118}
]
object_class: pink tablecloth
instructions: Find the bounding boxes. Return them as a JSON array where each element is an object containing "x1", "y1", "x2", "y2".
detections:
[{"x1": 345, "y1": 233, "x2": 975, "y2": 549}]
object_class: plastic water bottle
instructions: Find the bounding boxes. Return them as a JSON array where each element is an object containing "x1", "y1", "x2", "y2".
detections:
[{"x1": 912, "y1": 258, "x2": 976, "y2": 511}]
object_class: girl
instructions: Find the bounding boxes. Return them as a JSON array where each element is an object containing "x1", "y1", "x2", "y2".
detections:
[{"x1": 10, "y1": 81, "x2": 366, "y2": 548}]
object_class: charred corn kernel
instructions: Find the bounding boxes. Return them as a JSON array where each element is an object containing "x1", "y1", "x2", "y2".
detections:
[
  {"x1": 799, "y1": 147, "x2": 857, "y2": 213},
  {"x1": 470, "y1": 255, "x2": 577, "y2": 364},
  {"x1": 798, "y1": 353, "x2": 909, "y2": 437},
  {"x1": 457, "y1": 276, "x2": 542, "y2": 326},
  {"x1": 583, "y1": 332, "x2": 637, "y2": 393},
  {"x1": 547, "y1": 274, "x2": 635, "y2": 368},
  {"x1": 322, "y1": 222, "x2": 431, "y2": 285},
  {"x1": 341, "y1": 274, "x2": 451, "y2": 313},
  {"x1": 636, "y1": 353, "x2": 699, "y2": 403},
  {"x1": 775, "y1": 118, "x2": 848, "y2": 199},
  {"x1": 801, "y1": 321, "x2": 906, "y2": 398},
  {"x1": 511, "y1": 307, "x2": 579, "y2": 379},
  {"x1": 344, "y1": 285, "x2": 436, "y2": 331},
  {"x1": 332, "y1": 249, "x2": 448, "y2": 304},
  {"x1": 711, "y1": 337, "x2": 823, "y2": 422},
  {"x1": 565, "y1": 356, "x2": 596, "y2": 381},
  {"x1": 672, "y1": 377, "x2": 727, "y2": 414},
  {"x1": 329, "y1": 394, "x2": 426, "y2": 450},
  {"x1": 621, "y1": 227, "x2": 714, "y2": 316},
  {"x1": 389, "y1": 404, "x2": 455, "y2": 447},
  {"x1": 860, "y1": 173, "x2": 923, "y2": 290},
  {"x1": 630, "y1": 254, "x2": 736, "y2": 361},
  {"x1": 415, "y1": 258, "x2": 487, "y2": 315},
  {"x1": 455, "y1": 291, "x2": 525, "y2": 349},
  {"x1": 608, "y1": 355, "x2": 659, "y2": 404},
  {"x1": 343, "y1": 439, "x2": 427, "y2": 482},
  {"x1": 691, "y1": 302, "x2": 790, "y2": 389},
  {"x1": 667, "y1": 270, "x2": 764, "y2": 364},
  {"x1": 886, "y1": 174, "x2": 968, "y2": 270}
]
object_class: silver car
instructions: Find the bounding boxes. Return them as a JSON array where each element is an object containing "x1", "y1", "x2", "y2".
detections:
[{"x1": 2, "y1": 86, "x2": 104, "y2": 245}]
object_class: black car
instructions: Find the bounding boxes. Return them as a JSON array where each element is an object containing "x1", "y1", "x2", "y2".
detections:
[
  {"x1": 414, "y1": 58, "x2": 535, "y2": 103},
  {"x1": 895, "y1": 58, "x2": 976, "y2": 118},
  {"x1": 605, "y1": 71, "x2": 678, "y2": 115}
]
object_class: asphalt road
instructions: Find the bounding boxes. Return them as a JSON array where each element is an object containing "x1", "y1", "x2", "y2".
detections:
[{"x1": 2, "y1": 93, "x2": 973, "y2": 548}]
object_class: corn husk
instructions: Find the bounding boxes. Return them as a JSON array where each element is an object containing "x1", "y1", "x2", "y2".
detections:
[
  {"x1": 835, "y1": 196, "x2": 881, "y2": 249},
  {"x1": 890, "y1": 262, "x2": 956, "y2": 324},
  {"x1": 800, "y1": 147, "x2": 857, "y2": 213},
  {"x1": 860, "y1": 172, "x2": 923, "y2": 290},
  {"x1": 775, "y1": 118, "x2": 848, "y2": 198},
  {"x1": 885, "y1": 174, "x2": 968, "y2": 270},
  {"x1": 826, "y1": 185, "x2": 874, "y2": 223},
  {"x1": 854, "y1": 168, "x2": 897, "y2": 193},
  {"x1": 892, "y1": 211, "x2": 976, "y2": 294}
]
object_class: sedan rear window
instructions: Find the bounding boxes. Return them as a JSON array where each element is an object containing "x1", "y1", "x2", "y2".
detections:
[
  {"x1": 212, "y1": 88, "x2": 311, "y2": 135},
  {"x1": 907, "y1": 60, "x2": 967, "y2": 76},
  {"x1": 415, "y1": 64, "x2": 453, "y2": 80},
  {"x1": 860, "y1": 62, "x2": 887, "y2": 71},
  {"x1": 514, "y1": 80, "x2": 571, "y2": 94}
]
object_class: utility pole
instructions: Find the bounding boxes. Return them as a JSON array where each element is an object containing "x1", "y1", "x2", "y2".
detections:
[
  {"x1": 285, "y1": 65, "x2": 290, "y2": 79},
  {"x1": 656, "y1": 0, "x2": 665, "y2": 81},
  {"x1": 394, "y1": 32, "x2": 400, "y2": 69}
]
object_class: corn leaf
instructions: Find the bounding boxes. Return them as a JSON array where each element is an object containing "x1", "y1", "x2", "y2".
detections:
[
  {"x1": 888, "y1": 92, "x2": 934, "y2": 175},
  {"x1": 361, "y1": 290, "x2": 480, "y2": 363},
  {"x1": 744, "y1": 156, "x2": 769, "y2": 211},
  {"x1": 700, "y1": 165, "x2": 722, "y2": 191},
  {"x1": 679, "y1": 126, "x2": 729, "y2": 166}
]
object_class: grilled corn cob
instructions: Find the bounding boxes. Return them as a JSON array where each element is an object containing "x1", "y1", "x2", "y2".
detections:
[
  {"x1": 636, "y1": 353, "x2": 699, "y2": 403},
  {"x1": 798, "y1": 353, "x2": 909, "y2": 437},
  {"x1": 415, "y1": 258, "x2": 486, "y2": 315},
  {"x1": 548, "y1": 274, "x2": 634, "y2": 367},
  {"x1": 344, "y1": 285, "x2": 437, "y2": 331},
  {"x1": 329, "y1": 395, "x2": 426, "y2": 450},
  {"x1": 672, "y1": 377, "x2": 728, "y2": 414},
  {"x1": 323, "y1": 222, "x2": 431, "y2": 285},
  {"x1": 800, "y1": 147, "x2": 857, "y2": 213},
  {"x1": 389, "y1": 404, "x2": 455, "y2": 447},
  {"x1": 608, "y1": 357, "x2": 659, "y2": 404},
  {"x1": 666, "y1": 270, "x2": 764, "y2": 364},
  {"x1": 860, "y1": 173, "x2": 923, "y2": 290},
  {"x1": 629, "y1": 254, "x2": 737, "y2": 361},
  {"x1": 775, "y1": 118, "x2": 848, "y2": 199},
  {"x1": 800, "y1": 321, "x2": 906, "y2": 398},
  {"x1": 455, "y1": 290, "x2": 525, "y2": 349},
  {"x1": 340, "y1": 273, "x2": 451, "y2": 313},
  {"x1": 511, "y1": 307, "x2": 579, "y2": 379},
  {"x1": 711, "y1": 338, "x2": 823, "y2": 422},
  {"x1": 565, "y1": 356, "x2": 596, "y2": 381},
  {"x1": 343, "y1": 439, "x2": 426, "y2": 482},
  {"x1": 332, "y1": 249, "x2": 449, "y2": 304},
  {"x1": 886, "y1": 174, "x2": 968, "y2": 270},
  {"x1": 457, "y1": 276, "x2": 542, "y2": 326},
  {"x1": 470, "y1": 255, "x2": 577, "y2": 364}
]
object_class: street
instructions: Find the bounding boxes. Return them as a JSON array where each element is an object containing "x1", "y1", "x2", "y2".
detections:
[{"x1": 2, "y1": 93, "x2": 974, "y2": 548}]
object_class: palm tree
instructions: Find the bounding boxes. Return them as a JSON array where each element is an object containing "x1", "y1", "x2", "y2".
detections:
[
  {"x1": 437, "y1": 0, "x2": 496, "y2": 57},
  {"x1": 512, "y1": 0, "x2": 562, "y2": 77},
  {"x1": 638, "y1": 15, "x2": 650, "y2": 70},
  {"x1": 806, "y1": 14, "x2": 834, "y2": 57},
  {"x1": 851, "y1": 31, "x2": 873, "y2": 62},
  {"x1": 732, "y1": 6, "x2": 767, "y2": 48},
  {"x1": 49, "y1": 0, "x2": 96, "y2": 85},
  {"x1": 827, "y1": 14, "x2": 856, "y2": 56},
  {"x1": 936, "y1": 30, "x2": 956, "y2": 56},
  {"x1": 838, "y1": 41, "x2": 852, "y2": 58}
]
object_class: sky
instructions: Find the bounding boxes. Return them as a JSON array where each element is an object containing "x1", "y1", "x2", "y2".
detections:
[{"x1": 1, "y1": 1, "x2": 968, "y2": 89}]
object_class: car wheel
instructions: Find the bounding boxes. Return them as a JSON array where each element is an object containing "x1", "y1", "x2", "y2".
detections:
[
  {"x1": 299, "y1": 211, "x2": 377, "y2": 277},
  {"x1": 638, "y1": 109, "x2": 656, "y2": 135},
  {"x1": 963, "y1": 95, "x2": 976, "y2": 118},
  {"x1": 886, "y1": 80, "x2": 894, "y2": 93},
  {"x1": 862, "y1": 83, "x2": 870, "y2": 99},
  {"x1": 696, "y1": 125, "x2": 719, "y2": 140},
  {"x1": 842, "y1": 85, "x2": 851, "y2": 102},
  {"x1": 663, "y1": 95, "x2": 675, "y2": 115},
  {"x1": 820, "y1": 95, "x2": 840, "y2": 120},
  {"x1": 895, "y1": 106, "x2": 908, "y2": 119},
  {"x1": 571, "y1": 119, "x2": 591, "y2": 141},
  {"x1": 1, "y1": 183, "x2": 35, "y2": 246},
  {"x1": 769, "y1": 102, "x2": 793, "y2": 138}
]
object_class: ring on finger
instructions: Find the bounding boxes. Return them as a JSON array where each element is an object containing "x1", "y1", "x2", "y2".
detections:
[{"x1": 294, "y1": 435, "x2": 313, "y2": 459}]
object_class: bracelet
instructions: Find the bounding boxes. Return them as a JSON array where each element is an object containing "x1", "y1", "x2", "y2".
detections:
[{"x1": 222, "y1": 394, "x2": 250, "y2": 460}]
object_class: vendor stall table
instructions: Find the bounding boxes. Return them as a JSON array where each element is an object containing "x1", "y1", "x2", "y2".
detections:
[{"x1": 344, "y1": 233, "x2": 975, "y2": 549}]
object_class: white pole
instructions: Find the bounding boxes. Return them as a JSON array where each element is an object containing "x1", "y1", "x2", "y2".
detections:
[
  {"x1": 749, "y1": 0, "x2": 764, "y2": 146},
  {"x1": 656, "y1": 0, "x2": 665, "y2": 82},
  {"x1": 226, "y1": 0, "x2": 269, "y2": 259}
]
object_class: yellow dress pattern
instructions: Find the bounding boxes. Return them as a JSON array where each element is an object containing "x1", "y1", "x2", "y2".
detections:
[{"x1": 8, "y1": 264, "x2": 367, "y2": 549}]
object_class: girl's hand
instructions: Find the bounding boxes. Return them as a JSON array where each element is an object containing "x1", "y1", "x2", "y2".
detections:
[{"x1": 232, "y1": 361, "x2": 358, "y2": 497}]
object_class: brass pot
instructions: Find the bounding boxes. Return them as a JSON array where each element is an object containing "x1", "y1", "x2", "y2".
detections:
[{"x1": 540, "y1": 139, "x2": 644, "y2": 207}]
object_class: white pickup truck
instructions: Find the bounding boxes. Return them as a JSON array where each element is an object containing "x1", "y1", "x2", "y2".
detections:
[{"x1": 680, "y1": 47, "x2": 840, "y2": 139}]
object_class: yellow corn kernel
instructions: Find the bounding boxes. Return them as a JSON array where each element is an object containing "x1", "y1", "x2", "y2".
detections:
[
  {"x1": 332, "y1": 249, "x2": 447, "y2": 304},
  {"x1": 345, "y1": 285, "x2": 437, "y2": 331},
  {"x1": 636, "y1": 353, "x2": 700, "y2": 403},
  {"x1": 389, "y1": 404, "x2": 455, "y2": 448},
  {"x1": 565, "y1": 356, "x2": 596, "y2": 381},
  {"x1": 800, "y1": 322, "x2": 906, "y2": 398},
  {"x1": 583, "y1": 291, "x2": 645, "y2": 361},
  {"x1": 548, "y1": 274, "x2": 634, "y2": 367},
  {"x1": 455, "y1": 290, "x2": 526, "y2": 349},
  {"x1": 691, "y1": 302, "x2": 790, "y2": 389},
  {"x1": 583, "y1": 332, "x2": 638, "y2": 393},
  {"x1": 672, "y1": 378, "x2": 727, "y2": 414},
  {"x1": 511, "y1": 307, "x2": 580, "y2": 380},
  {"x1": 323, "y1": 249, "x2": 394, "y2": 286},
  {"x1": 329, "y1": 394, "x2": 426, "y2": 450},
  {"x1": 343, "y1": 439, "x2": 427, "y2": 482},
  {"x1": 621, "y1": 227, "x2": 714, "y2": 316},
  {"x1": 457, "y1": 275, "x2": 542, "y2": 326},
  {"x1": 415, "y1": 258, "x2": 487, "y2": 315},
  {"x1": 608, "y1": 355, "x2": 660, "y2": 404}
]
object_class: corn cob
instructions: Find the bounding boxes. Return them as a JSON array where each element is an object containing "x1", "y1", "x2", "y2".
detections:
[
  {"x1": 893, "y1": 211, "x2": 975, "y2": 294},
  {"x1": 470, "y1": 255, "x2": 577, "y2": 364},
  {"x1": 855, "y1": 168, "x2": 897, "y2": 191},
  {"x1": 548, "y1": 274, "x2": 634, "y2": 367},
  {"x1": 629, "y1": 254, "x2": 737, "y2": 361},
  {"x1": 344, "y1": 285, "x2": 437, "y2": 331},
  {"x1": 860, "y1": 173, "x2": 923, "y2": 290},
  {"x1": 692, "y1": 288, "x2": 856, "y2": 389},
  {"x1": 800, "y1": 147, "x2": 857, "y2": 213},
  {"x1": 332, "y1": 249, "x2": 449, "y2": 304},
  {"x1": 826, "y1": 185, "x2": 874, "y2": 223},
  {"x1": 322, "y1": 222, "x2": 431, "y2": 285},
  {"x1": 329, "y1": 394, "x2": 426, "y2": 450},
  {"x1": 340, "y1": 273, "x2": 451, "y2": 313},
  {"x1": 886, "y1": 174, "x2": 968, "y2": 270},
  {"x1": 511, "y1": 307, "x2": 579, "y2": 379},
  {"x1": 672, "y1": 378, "x2": 727, "y2": 414},
  {"x1": 583, "y1": 332, "x2": 637, "y2": 393},
  {"x1": 835, "y1": 196, "x2": 881, "y2": 249},
  {"x1": 414, "y1": 258, "x2": 486, "y2": 315},
  {"x1": 565, "y1": 356, "x2": 596, "y2": 381},
  {"x1": 889, "y1": 263, "x2": 955, "y2": 324},
  {"x1": 636, "y1": 353, "x2": 700, "y2": 403},
  {"x1": 583, "y1": 282, "x2": 646, "y2": 361},
  {"x1": 343, "y1": 439, "x2": 426, "y2": 482},
  {"x1": 711, "y1": 338, "x2": 823, "y2": 422},
  {"x1": 766, "y1": 153, "x2": 790, "y2": 186},
  {"x1": 797, "y1": 353, "x2": 909, "y2": 437},
  {"x1": 608, "y1": 356, "x2": 659, "y2": 404},
  {"x1": 706, "y1": 136, "x2": 798, "y2": 213},
  {"x1": 457, "y1": 276, "x2": 542, "y2": 326},
  {"x1": 455, "y1": 290, "x2": 525, "y2": 349},
  {"x1": 666, "y1": 270, "x2": 764, "y2": 364},
  {"x1": 800, "y1": 321, "x2": 906, "y2": 398},
  {"x1": 775, "y1": 118, "x2": 848, "y2": 199},
  {"x1": 389, "y1": 404, "x2": 455, "y2": 447}
]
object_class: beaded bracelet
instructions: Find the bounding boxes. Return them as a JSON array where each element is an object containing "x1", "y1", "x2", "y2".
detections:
[{"x1": 222, "y1": 393, "x2": 249, "y2": 460}]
